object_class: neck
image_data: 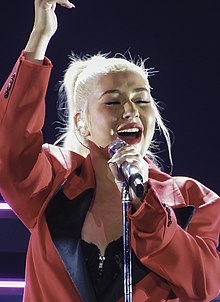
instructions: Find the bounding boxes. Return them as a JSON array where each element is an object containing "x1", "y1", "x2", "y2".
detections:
[
  {"x1": 90, "y1": 148, "x2": 114, "y2": 183},
  {"x1": 89, "y1": 144, "x2": 121, "y2": 205}
]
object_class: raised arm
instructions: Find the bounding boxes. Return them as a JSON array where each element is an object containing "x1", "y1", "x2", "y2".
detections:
[
  {"x1": 25, "y1": 0, "x2": 74, "y2": 63},
  {"x1": 0, "y1": 0, "x2": 75, "y2": 228}
]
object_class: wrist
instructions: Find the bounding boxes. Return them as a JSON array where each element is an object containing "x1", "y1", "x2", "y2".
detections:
[{"x1": 24, "y1": 30, "x2": 51, "y2": 63}]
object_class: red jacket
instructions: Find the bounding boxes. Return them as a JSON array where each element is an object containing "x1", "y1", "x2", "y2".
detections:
[{"x1": 0, "y1": 52, "x2": 219, "y2": 302}]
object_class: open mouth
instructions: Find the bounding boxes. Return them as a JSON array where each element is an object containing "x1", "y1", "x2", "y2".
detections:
[{"x1": 117, "y1": 127, "x2": 142, "y2": 144}]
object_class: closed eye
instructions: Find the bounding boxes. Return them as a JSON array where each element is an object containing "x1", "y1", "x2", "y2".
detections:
[
  {"x1": 105, "y1": 100, "x2": 121, "y2": 105},
  {"x1": 135, "y1": 99, "x2": 151, "y2": 104}
]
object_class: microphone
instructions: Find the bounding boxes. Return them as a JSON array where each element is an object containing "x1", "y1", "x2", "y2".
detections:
[{"x1": 108, "y1": 139, "x2": 144, "y2": 198}]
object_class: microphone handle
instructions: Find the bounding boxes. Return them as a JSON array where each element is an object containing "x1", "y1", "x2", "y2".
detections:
[{"x1": 119, "y1": 162, "x2": 144, "y2": 198}]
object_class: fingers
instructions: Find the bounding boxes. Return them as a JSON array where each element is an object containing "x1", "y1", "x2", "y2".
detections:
[
  {"x1": 48, "y1": 0, "x2": 74, "y2": 8},
  {"x1": 108, "y1": 145, "x2": 149, "y2": 184},
  {"x1": 108, "y1": 161, "x2": 124, "y2": 182},
  {"x1": 108, "y1": 146, "x2": 149, "y2": 210},
  {"x1": 108, "y1": 145, "x2": 142, "y2": 166},
  {"x1": 38, "y1": 0, "x2": 75, "y2": 9},
  {"x1": 60, "y1": 0, "x2": 75, "y2": 8}
]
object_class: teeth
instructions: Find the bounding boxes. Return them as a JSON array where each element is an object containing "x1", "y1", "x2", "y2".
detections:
[{"x1": 117, "y1": 128, "x2": 140, "y2": 133}]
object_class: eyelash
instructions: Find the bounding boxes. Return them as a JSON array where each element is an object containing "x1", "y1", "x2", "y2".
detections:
[
  {"x1": 135, "y1": 99, "x2": 150, "y2": 104},
  {"x1": 105, "y1": 99, "x2": 150, "y2": 106},
  {"x1": 105, "y1": 101, "x2": 120, "y2": 105}
]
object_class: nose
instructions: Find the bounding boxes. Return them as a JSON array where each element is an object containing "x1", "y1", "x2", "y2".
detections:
[{"x1": 122, "y1": 101, "x2": 139, "y2": 120}]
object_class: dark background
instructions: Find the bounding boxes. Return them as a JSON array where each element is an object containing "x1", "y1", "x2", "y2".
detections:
[
  {"x1": 0, "y1": 2, "x2": 219, "y2": 301},
  {"x1": 1, "y1": 0, "x2": 220, "y2": 194}
]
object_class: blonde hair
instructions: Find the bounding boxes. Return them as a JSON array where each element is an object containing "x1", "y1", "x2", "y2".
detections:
[{"x1": 55, "y1": 52, "x2": 173, "y2": 170}]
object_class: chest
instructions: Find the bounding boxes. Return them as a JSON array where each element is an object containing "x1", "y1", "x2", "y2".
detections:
[{"x1": 81, "y1": 196, "x2": 123, "y2": 255}]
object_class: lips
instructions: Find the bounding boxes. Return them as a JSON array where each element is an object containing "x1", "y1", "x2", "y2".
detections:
[{"x1": 116, "y1": 123, "x2": 143, "y2": 144}]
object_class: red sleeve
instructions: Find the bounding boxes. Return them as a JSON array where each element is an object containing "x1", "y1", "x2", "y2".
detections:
[
  {"x1": 128, "y1": 177, "x2": 220, "y2": 301},
  {"x1": 0, "y1": 51, "x2": 54, "y2": 229}
]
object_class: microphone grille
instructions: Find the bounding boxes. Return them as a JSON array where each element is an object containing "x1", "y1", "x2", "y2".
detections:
[{"x1": 108, "y1": 139, "x2": 128, "y2": 157}]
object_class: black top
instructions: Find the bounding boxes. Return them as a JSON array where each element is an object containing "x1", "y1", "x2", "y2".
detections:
[{"x1": 81, "y1": 237, "x2": 123, "y2": 299}]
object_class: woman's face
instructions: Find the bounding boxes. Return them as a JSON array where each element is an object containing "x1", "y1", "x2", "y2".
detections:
[{"x1": 85, "y1": 71, "x2": 156, "y2": 156}]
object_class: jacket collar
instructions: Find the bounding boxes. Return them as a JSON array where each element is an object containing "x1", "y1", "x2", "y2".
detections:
[
  {"x1": 62, "y1": 154, "x2": 96, "y2": 201},
  {"x1": 62, "y1": 153, "x2": 186, "y2": 207},
  {"x1": 45, "y1": 144, "x2": 186, "y2": 208}
]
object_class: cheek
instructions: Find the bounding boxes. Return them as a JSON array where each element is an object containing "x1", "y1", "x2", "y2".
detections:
[
  {"x1": 143, "y1": 107, "x2": 156, "y2": 130},
  {"x1": 148, "y1": 115, "x2": 156, "y2": 132},
  {"x1": 142, "y1": 109, "x2": 156, "y2": 148},
  {"x1": 88, "y1": 106, "x2": 118, "y2": 136}
]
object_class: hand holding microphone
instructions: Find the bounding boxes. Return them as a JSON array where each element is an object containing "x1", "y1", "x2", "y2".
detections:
[{"x1": 108, "y1": 139, "x2": 149, "y2": 201}]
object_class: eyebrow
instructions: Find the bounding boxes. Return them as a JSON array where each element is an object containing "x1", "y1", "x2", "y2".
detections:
[
  {"x1": 99, "y1": 89, "x2": 120, "y2": 99},
  {"x1": 99, "y1": 87, "x2": 149, "y2": 99}
]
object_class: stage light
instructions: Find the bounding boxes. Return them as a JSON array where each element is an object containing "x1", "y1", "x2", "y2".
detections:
[
  {"x1": 0, "y1": 280, "x2": 25, "y2": 288},
  {"x1": 0, "y1": 203, "x2": 11, "y2": 210}
]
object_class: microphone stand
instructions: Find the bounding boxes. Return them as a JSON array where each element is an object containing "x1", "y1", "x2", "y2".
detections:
[{"x1": 121, "y1": 182, "x2": 132, "y2": 302}]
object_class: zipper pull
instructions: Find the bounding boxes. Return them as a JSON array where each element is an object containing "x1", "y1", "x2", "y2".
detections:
[{"x1": 98, "y1": 254, "x2": 106, "y2": 273}]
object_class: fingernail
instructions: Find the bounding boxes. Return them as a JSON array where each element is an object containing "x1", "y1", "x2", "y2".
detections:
[
  {"x1": 66, "y1": 2, "x2": 75, "y2": 8},
  {"x1": 68, "y1": 3, "x2": 75, "y2": 8}
]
